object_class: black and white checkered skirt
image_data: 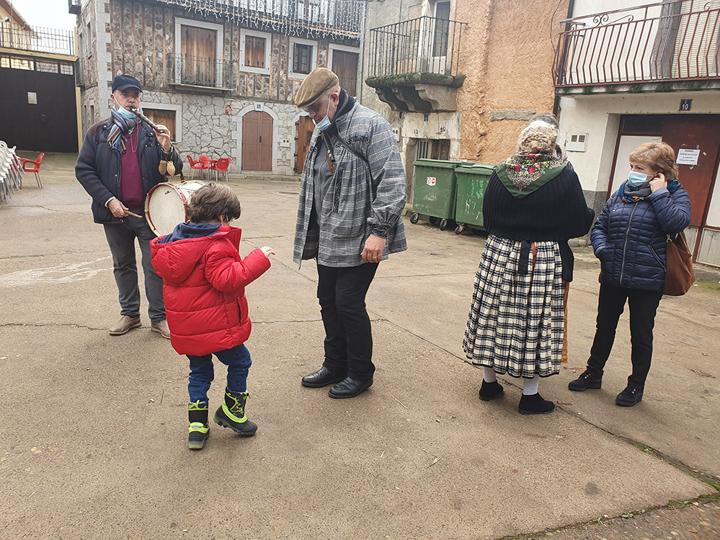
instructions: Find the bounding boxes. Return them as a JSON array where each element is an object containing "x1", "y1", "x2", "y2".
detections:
[{"x1": 462, "y1": 235, "x2": 565, "y2": 378}]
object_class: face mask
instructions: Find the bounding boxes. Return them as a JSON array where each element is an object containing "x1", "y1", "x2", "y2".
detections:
[
  {"x1": 114, "y1": 103, "x2": 138, "y2": 121},
  {"x1": 313, "y1": 100, "x2": 332, "y2": 132},
  {"x1": 627, "y1": 171, "x2": 649, "y2": 187}
]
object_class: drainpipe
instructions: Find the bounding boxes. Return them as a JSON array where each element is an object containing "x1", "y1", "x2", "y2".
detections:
[{"x1": 553, "y1": 0, "x2": 576, "y2": 117}]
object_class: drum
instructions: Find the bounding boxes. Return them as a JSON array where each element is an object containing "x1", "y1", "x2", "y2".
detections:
[{"x1": 145, "y1": 180, "x2": 206, "y2": 236}]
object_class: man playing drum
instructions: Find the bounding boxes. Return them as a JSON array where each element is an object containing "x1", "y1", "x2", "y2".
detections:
[{"x1": 76, "y1": 74, "x2": 183, "y2": 338}]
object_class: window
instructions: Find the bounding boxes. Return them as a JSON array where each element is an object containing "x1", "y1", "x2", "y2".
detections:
[
  {"x1": 330, "y1": 45, "x2": 360, "y2": 96},
  {"x1": 60, "y1": 63, "x2": 74, "y2": 76},
  {"x1": 0, "y1": 56, "x2": 10, "y2": 69},
  {"x1": 142, "y1": 103, "x2": 183, "y2": 143},
  {"x1": 175, "y1": 18, "x2": 224, "y2": 88},
  {"x1": 85, "y1": 22, "x2": 92, "y2": 58},
  {"x1": 240, "y1": 29, "x2": 271, "y2": 75},
  {"x1": 289, "y1": 38, "x2": 316, "y2": 79},
  {"x1": 432, "y1": 1, "x2": 451, "y2": 57},
  {"x1": 36, "y1": 60, "x2": 59, "y2": 73},
  {"x1": 416, "y1": 139, "x2": 450, "y2": 161},
  {"x1": 144, "y1": 109, "x2": 177, "y2": 143},
  {"x1": 10, "y1": 57, "x2": 34, "y2": 70}
]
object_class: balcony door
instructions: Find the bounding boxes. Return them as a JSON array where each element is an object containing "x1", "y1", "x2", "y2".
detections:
[
  {"x1": 431, "y1": 1, "x2": 451, "y2": 73},
  {"x1": 181, "y1": 25, "x2": 217, "y2": 86}
]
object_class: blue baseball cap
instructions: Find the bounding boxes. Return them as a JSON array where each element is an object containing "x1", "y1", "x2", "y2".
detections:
[{"x1": 111, "y1": 74, "x2": 142, "y2": 93}]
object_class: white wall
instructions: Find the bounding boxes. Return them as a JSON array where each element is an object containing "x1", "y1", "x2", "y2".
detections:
[{"x1": 558, "y1": 91, "x2": 720, "y2": 194}]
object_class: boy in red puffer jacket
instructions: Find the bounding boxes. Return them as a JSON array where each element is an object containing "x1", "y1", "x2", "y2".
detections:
[{"x1": 151, "y1": 183, "x2": 273, "y2": 450}]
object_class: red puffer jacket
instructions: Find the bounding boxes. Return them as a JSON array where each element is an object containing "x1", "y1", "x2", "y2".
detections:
[{"x1": 150, "y1": 225, "x2": 271, "y2": 356}]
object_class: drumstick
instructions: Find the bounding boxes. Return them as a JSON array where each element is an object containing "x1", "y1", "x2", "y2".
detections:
[{"x1": 126, "y1": 210, "x2": 143, "y2": 219}]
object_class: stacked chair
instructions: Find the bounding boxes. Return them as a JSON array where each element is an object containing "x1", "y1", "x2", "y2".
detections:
[{"x1": 0, "y1": 141, "x2": 25, "y2": 204}]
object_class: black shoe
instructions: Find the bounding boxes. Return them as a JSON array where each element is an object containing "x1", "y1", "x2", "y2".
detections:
[
  {"x1": 568, "y1": 369, "x2": 603, "y2": 391},
  {"x1": 616, "y1": 385, "x2": 643, "y2": 407},
  {"x1": 187, "y1": 400, "x2": 209, "y2": 451},
  {"x1": 301, "y1": 366, "x2": 346, "y2": 388},
  {"x1": 479, "y1": 380, "x2": 504, "y2": 401},
  {"x1": 328, "y1": 377, "x2": 373, "y2": 399},
  {"x1": 214, "y1": 389, "x2": 257, "y2": 437},
  {"x1": 518, "y1": 393, "x2": 556, "y2": 415}
]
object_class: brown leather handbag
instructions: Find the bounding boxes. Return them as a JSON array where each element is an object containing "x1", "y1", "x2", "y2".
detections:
[{"x1": 664, "y1": 232, "x2": 695, "y2": 296}]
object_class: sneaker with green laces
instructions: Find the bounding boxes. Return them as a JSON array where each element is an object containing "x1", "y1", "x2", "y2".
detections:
[
  {"x1": 187, "y1": 400, "x2": 209, "y2": 450},
  {"x1": 214, "y1": 389, "x2": 257, "y2": 437}
]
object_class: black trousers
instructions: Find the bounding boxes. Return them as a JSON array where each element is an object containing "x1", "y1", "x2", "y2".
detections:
[
  {"x1": 317, "y1": 263, "x2": 379, "y2": 381},
  {"x1": 587, "y1": 283, "x2": 663, "y2": 388}
]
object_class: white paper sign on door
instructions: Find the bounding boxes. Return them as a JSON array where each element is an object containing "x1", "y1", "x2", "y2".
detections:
[{"x1": 677, "y1": 148, "x2": 700, "y2": 166}]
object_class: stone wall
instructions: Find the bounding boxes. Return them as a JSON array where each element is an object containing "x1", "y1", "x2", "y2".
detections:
[
  {"x1": 456, "y1": 0, "x2": 570, "y2": 164},
  {"x1": 142, "y1": 91, "x2": 301, "y2": 175}
]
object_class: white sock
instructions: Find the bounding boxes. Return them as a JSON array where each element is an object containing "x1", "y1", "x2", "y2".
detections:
[
  {"x1": 483, "y1": 367, "x2": 497, "y2": 383},
  {"x1": 523, "y1": 375, "x2": 540, "y2": 396}
]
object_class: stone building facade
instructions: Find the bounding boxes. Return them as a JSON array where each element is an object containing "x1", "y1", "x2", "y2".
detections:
[
  {"x1": 76, "y1": 0, "x2": 364, "y2": 175},
  {"x1": 361, "y1": 0, "x2": 569, "y2": 195}
]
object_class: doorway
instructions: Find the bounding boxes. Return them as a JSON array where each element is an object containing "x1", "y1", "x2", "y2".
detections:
[
  {"x1": 242, "y1": 111, "x2": 273, "y2": 171},
  {"x1": 294, "y1": 115, "x2": 314, "y2": 173}
]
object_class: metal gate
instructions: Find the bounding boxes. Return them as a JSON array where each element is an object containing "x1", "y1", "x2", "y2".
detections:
[{"x1": 0, "y1": 55, "x2": 78, "y2": 153}]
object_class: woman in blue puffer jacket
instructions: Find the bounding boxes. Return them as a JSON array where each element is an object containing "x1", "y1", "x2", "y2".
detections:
[{"x1": 568, "y1": 142, "x2": 691, "y2": 406}]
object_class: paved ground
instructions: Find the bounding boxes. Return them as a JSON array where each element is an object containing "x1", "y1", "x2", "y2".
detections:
[{"x1": 1, "y1": 155, "x2": 719, "y2": 539}]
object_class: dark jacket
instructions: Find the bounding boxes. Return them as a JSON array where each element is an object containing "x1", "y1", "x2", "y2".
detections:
[
  {"x1": 483, "y1": 163, "x2": 595, "y2": 281},
  {"x1": 591, "y1": 183, "x2": 691, "y2": 292},
  {"x1": 75, "y1": 119, "x2": 183, "y2": 224}
]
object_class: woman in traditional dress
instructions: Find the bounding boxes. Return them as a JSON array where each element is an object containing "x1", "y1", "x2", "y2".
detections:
[{"x1": 463, "y1": 115, "x2": 594, "y2": 414}]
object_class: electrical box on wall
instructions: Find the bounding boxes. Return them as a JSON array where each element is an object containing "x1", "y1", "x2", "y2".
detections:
[
  {"x1": 280, "y1": 138, "x2": 291, "y2": 148},
  {"x1": 392, "y1": 127, "x2": 401, "y2": 142},
  {"x1": 566, "y1": 133, "x2": 588, "y2": 152}
]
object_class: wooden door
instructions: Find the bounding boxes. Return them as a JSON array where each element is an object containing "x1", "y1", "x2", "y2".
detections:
[
  {"x1": 332, "y1": 50, "x2": 359, "y2": 96},
  {"x1": 242, "y1": 111, "x2": 273, "y2": 171},
  {"x1": 294, "y1": 116, "x2": 314, "y2": 173},
  {"x1": 661, "y1": 116, "x2": 720, "y2": 227},
  {"x1": 143, "y1": 109, "x2": 176, "y2": 141}
]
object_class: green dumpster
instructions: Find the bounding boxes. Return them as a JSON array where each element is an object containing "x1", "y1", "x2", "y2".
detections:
[
  {"x1": 410, "y1": 159, "x2": 466, "y2": 230},
  {"x1": 453, "y1": 164, "x2": 494, "y2": 235}
]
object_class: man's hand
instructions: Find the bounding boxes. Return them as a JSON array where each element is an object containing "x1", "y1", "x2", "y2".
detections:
[
  {"x1": 649, "y1": 172, "x2": 667, "y2": 193},
  {"x1": 108, "y1": 198, "x2": 129, "y2": 218},
  {"x1": 154, "y1": 124, "x2": 172, "y2": 153},
  {"x1": 361, "y1": 235, "x2": 386, "y2": 264},
  {"x1": 260, "y1": 246, "x2": 275, "y2": 257}
]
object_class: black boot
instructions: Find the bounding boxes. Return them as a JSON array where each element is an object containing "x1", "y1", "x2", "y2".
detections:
[
  {"x1": 616, "y1": 384, "x2": 643, "y2": 407},
  {"x1": 518, "y1": 393, "x2": 556, "y2": 415},
  {"x1": 479, "y1": 380, "x2": 504, "y2": 401},
  {"x1": 568, "y1": 368, "x2": 603, "y2": 391},
  {"x1": 188, "y1": 400, "x2": 209, "y2": 451},
  {"x1": 214, "y1": 389, "x2": 257, "y2": 437}
]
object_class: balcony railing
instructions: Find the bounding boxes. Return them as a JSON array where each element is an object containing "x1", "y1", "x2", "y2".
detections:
[
  {"x1": 168, "y1": 54, "x2": 233, "y2": 90},
  {"x1": 554, "y1": 0, "x2": 720, "y2": 90},
  {"x1": 0, "y1": 22, "x2": 75, "y2": 56},
  {"x1": 367, "y1": 16, "x2": 466, "y2": 80},
  {"x1": 156, "y1": 0, "x2": 364, "y2": 42}
]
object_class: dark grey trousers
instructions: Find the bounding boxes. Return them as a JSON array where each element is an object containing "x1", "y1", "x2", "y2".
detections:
[{"x1": 103, "y1": 218, "x2": 165, "y2": 323}]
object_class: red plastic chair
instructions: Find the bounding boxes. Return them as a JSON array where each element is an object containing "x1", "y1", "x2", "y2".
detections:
[
  {"x1": 210, "y1": 157, "x2": 232, "y2": 182},
  {"x1": 187, "y1": 154, "x2": 209, "y2": 179},
  {"x1": 20, "y1": 152, "x2": 45, "y2": 188}
]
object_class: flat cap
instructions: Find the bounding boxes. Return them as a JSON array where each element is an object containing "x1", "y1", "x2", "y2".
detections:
[{"x1": 293, "y1": 67, "x2": 340, "y2": 108}]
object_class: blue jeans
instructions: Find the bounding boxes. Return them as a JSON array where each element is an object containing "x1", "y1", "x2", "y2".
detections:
[{"x1": 187, "y1": 345, "x2": 252, "y2": 403}]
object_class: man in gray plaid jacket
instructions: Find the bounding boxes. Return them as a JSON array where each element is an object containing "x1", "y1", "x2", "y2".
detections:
[{"x1": 293, "y1": 68, "x2": 407, "y2": 399}]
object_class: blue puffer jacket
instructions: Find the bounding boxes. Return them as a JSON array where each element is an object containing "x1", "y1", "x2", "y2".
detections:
[{"x1": 591, "y1": 182, "x2": 691, "y2": 292}]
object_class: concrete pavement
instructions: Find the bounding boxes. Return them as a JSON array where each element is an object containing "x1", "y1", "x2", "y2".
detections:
[{"x1": 1, "y1": 155, "x2": 718, "y2": 538}]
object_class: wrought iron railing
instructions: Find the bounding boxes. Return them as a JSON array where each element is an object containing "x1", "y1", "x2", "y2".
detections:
[
  {"x1": 554, "y1": 0, "x2": 720, "y2": 89},
  {"x1": 156, "y1": 0, "x2": 364, "y2": 42},
  {"x1": 367, "y1": 16, "x2": 467, "y2": 79},
  {"x1": 0, "y1": 22, "x2": 75, "y2": 56},
  {"x1": 168, "y1": 54, "x2": 233, "y2": 89}
]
